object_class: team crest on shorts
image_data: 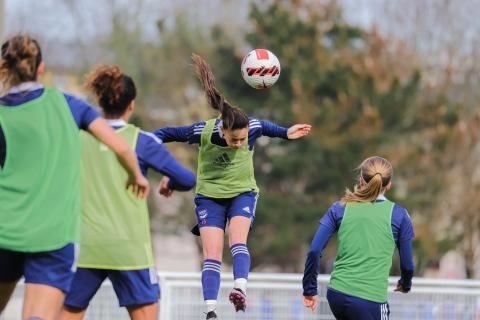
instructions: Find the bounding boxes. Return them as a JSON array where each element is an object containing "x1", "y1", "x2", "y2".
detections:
[{"x1": 199, "y1": 209, "x2": 208, "y2": 219}]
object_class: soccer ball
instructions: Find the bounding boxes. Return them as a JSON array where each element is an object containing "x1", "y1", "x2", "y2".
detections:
[{"x1": 241, "y1": 49, "x2": 281, "y2": 89}]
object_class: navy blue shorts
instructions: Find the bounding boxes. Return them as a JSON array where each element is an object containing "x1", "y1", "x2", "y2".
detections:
[
  {"x1": 194, "y1": 191, "x2": 259, "y2": 231},
  {"x1": 327, "y1": 288, "x2": 390, "y2": 320},
  {"x1": 64, "y1": 267, "x2": 160, "y2": 308},
  {"x1": 0, "y1": 243, "x2": 78, "y2": 293}
]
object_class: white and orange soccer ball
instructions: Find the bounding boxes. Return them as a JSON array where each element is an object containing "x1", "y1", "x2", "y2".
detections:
[{"x1": 241, "y1": 49, "x2": 281, "y2": 89}]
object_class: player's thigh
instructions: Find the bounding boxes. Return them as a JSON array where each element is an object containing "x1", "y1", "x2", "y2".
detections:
[
  {"x1": 228, "y1": 216, "x2": 252, "y2": 246},
  {"x1": 127, "y1": 302, "x2": 159, "y2": 320},
  {"x1": 23, "y1": 283, "x2": 65, "y2": 320},
  {"x1": 22, "y1": 243, "x2": 77, "y2": 319},
  {"x1": 200, "y1": 227, "x2": 225, "y2": 261}
]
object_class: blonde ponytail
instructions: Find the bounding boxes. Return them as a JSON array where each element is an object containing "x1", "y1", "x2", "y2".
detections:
[{"x1": 341, "y1": 157, "x2": 393, "y2": 204}]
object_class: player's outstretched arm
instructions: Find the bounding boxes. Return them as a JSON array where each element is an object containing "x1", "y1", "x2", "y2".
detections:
[
  {"x1": 258, "y1": 120, "x2": 311, "y2": 140},
  {"x1": 287, "y1": 124, "x2": 311, "y2": 139},
  {"x1": 153, "y1": 123, "x2": 201, "y2": 144},
  {"x1": 88, "y1": 118, "x2": 150, "y2": 198}
]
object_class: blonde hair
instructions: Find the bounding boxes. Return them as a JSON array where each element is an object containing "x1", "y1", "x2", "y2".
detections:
[
  {"x1": 341, "y1": 156, "x2": 393, "y2": 204},
  {"x1": 0, "y1": 34, "x2": 42, "y2": 94}
]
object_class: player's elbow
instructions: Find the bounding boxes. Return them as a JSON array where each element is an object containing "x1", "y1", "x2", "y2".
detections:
[
  {"x1": 307, "y1": 249, "x2": 322, "y2": 260},
  {"x1": 173, "y1": 171, "x2": 196, "y2": 191},
  {"x1": 114, "y1": 143, "x2": 133, "y2": 160},
  {"x1": 182, "y1": 172, "x2": 196, "y2": 190}
]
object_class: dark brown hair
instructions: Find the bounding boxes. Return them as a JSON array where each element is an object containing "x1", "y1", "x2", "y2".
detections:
[
  {"x1": 85, "y1": 65, "x2": 136, "y2": 117},
  {"x1": 341, "y1": 156, "x2": 393, "y2": 204},
  {"x1": 192, "y1": 53, "x2": 249, "y2": 130},
  {"x1": 0, "y1": 34, "x2": 42, "y2": 93}
]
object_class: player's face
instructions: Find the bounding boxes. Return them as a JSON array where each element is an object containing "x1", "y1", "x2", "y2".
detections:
[{"x1": 224, "y1": 127, "x2": 248, "y2": 149}]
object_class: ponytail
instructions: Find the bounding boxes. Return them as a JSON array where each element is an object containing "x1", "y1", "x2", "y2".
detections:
[
  {"x1": 192, "y1": 54, "x2": 249, "y2": 130},
  {"x1": 341, "y1": 157, "x2": 393, "y2": 204},
  {"x1": 85, "y1": 65, "x2": 136, "y2": 117},
  {"x1": 0, "y1": 34, "x2": 42, "y2": 93}
]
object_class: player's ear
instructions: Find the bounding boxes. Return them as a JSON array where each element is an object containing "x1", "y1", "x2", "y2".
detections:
[
  {"x1": 129, "y1": 100, "x2": 135, "y2": 112},
  {"x1": 36, "y1": 61, "x2": 45, "y2": 78},
  {"x1": 385, "y1": 181, "x2": 392, "y2": 191}
]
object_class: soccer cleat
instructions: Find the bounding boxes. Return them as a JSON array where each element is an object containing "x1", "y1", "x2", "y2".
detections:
[
  {"x1": 205, "y1": 310, "x2": 218, "y2": 319},
  {"x1": 229, "y1": 288, "x2": 247, "y2": 312}
]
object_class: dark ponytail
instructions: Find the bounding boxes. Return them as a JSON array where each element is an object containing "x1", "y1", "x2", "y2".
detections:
[
  {"x1": 192, "y1": 54, "x2": 249, "y2": 130},
  {"x1": 85, "y1": 65, "x2": 136, "y2": 117},
  {"x1": 0, "y1": 34, "x2": 42, "y2": 93}
]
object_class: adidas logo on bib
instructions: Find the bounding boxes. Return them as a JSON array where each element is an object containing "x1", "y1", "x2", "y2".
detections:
[
  {"x1": 243, "y1": 206, "x2": 251, "y2": 213},
  {"x1": 213, "y1": 152, "x2": 232, "y2": 168}
]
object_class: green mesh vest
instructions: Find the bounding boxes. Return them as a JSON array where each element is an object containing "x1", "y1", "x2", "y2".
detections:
[
  {"x1": 0, "y1": 87, "x2": 81, "y2": 252},
  {"x1": 329, "y1": 200, "x2": 396, "y2": 303},
  {"x1": 78, "y1": 124, "x2": 154, "y2": 269},
  {"x1": 196, "y1": 118, "x2": 258, "y2": 198}
]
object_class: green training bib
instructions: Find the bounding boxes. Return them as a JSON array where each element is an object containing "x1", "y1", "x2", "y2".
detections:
[
  {"x1": 78, "y1": 124, "x2": 154, "y2": 269},
  {"x1": 329, "y1": 200, "x2": 396, "y2": 303},
  {"x1": 0, "y1": 88, "x2": 81, "y2": 252},
  {"x1": 196, "y1": 118, "x2": 258, "y2": 198}
]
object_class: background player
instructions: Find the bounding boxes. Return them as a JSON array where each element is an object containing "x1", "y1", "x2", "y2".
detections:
[
  {"x1": 302, "y1": 156, "x2": 414, "y2": 320},
  {"x1": 60, "y1": 65, "x2": 195, "y2": 320}
]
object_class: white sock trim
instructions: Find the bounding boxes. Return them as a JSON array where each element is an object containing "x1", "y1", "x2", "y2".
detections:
[
  {"x1": 205, "y1": 300, "x2": 217, "y2": 312},
  {"x1": 234, "y1": 278, "x2": 247, "y2": 293}
]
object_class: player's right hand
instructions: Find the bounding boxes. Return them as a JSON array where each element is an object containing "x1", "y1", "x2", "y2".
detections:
[
  {"x1": 302, "y1": 295, "x2": 318, "y2": 312},
  {"x1": 394, "y1": 281, "x2": 410, "y2": 293},
  {"x1": 126, "y1": 174, "x2": 150, "y2": 199},
  {"x1": 158, "y1": 176, "x2": 174, "y2": 198}
]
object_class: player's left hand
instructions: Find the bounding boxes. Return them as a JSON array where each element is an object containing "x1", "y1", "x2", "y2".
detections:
[
  {"x1": 158, "y1": 176, "x2": 174, "y2": 198},
  {"x1": 287, "y1": 124, "x2": 311, "y2": 139},
  {"x1": 302, "y1": 295, "x2": 318, "y2": 312}
]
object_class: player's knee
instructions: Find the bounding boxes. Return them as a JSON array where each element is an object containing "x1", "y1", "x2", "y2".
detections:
[
  {"x1": 229, "y1": 232, "x2": 248, "y2": 246},
  {"x1": 204, "y1": 250, "x2": 222, "y2": 261},
  {"x1": 203, "y1": 244, "x2": 222, "y2": 260}
]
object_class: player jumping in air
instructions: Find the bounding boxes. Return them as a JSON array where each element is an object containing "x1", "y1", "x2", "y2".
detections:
[{"x1": 154, "y1": 54, "x2": 311, "y2": 319}]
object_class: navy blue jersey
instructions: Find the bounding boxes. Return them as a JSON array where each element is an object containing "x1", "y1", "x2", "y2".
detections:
[
  {"x1": 303, "y1": 196, "x2": 415, "y2": 296},
  {"x1": 153, "y1": 118, "x2": 289, "y2": 150},
  {"x1": 0, "y1": 83, "x2": 100, "y2": 168},
  {"x1": 108, "y1": 120, "x2": 195, "y2": 191}
]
